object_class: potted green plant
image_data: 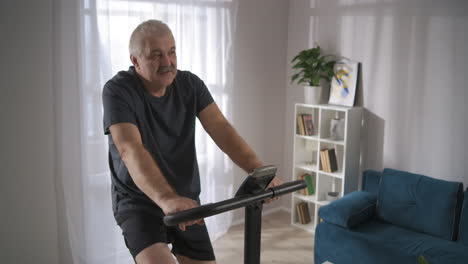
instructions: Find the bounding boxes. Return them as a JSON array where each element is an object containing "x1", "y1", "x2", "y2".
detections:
[{"x1": 291, "y1": 46, "x2": 335, "y2": 104}]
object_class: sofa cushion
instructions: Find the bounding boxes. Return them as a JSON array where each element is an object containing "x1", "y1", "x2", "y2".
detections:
[
  {"x1": 362, "y1": 170, "x2": 382, "y2": 195},
  {"x1": 315, "y1": 220, "x2": 468, "y2": 264},
  {"x1": 315, "y1": 221, "x2": 416, "y2": 264},
  {"x1": 319, "y1": 191, "x2": 376, "y2": 228},
  {"x1": 458, "y1": 188, "x2": 468, "y2": 246},
  {"x1": 378, "y1": 168, "x2": 463, "y2": 241}
]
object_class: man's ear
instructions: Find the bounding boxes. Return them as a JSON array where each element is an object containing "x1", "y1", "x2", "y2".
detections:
[{"x1": 130, "y1": 55, "x2": 139, "y2": 68}]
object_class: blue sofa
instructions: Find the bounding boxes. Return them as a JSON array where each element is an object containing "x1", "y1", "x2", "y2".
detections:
[{"x1": 315, "y1": 168, "x2": 468, "y2": 264}]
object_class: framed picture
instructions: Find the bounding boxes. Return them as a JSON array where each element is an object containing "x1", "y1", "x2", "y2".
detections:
[{"x1": 328, "y1": 60, "x2": 359, "y2": 107}]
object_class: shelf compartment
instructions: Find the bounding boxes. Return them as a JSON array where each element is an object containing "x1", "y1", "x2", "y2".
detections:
[
  {"x1": 294, "y1": 137, "x2": 319, "y2": 168},
  {"x1": 319, "y1": 108, "x2": 347, "y2": 141},
  {"x1": 296, "y1": 105, "x2": 319, "y2": 137},
  {"x1": 318, "y1": 142, "x2": 344, "y2": 174},
  {"x1": 316, "y1": 175, "x2": 343, "y2": 202},
  {"x1": 294, "y1": 168, "x2": 317, "y2": 198},
  {"x1": 292, "y1": 197, "x2": 316, "y2": 231}
]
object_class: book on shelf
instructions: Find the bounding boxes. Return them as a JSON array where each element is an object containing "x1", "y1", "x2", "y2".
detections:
[
  {"x1": 319, "y1": 150, "x2": 323, "y2": 171},
  {"x1": 320, "y1": 148, "x2": 339, "y2": 173},
  {"x1": 296, "y1": 203, "x2": 304, "y2": 223},
  {"x1": 304, "y1": 173, "x2": 314, "y2": 195},
  {"x1": 298, "y1": 174, "x2": 306, "y2": 195},
  {"x1": 296, "y1": 202, "x2": 311, "y2": 224},
  {"x1": 298, "y1": 173, "x2": 307, "y2": 195},
  {"x1": 302, "y1": 203, "x2": 311, "y2": 223},
  {"x1": 302, "y1": 114, "x2": 314, "y2": 136},
  {"x1": 298, "y1": 173, "x2": 314, "y2": 195},
  {"x1": 318, "y1": 154, "x2": 323, "y2": 171},
  {"x1": 296, "y1": 119, "x2": 299, "y2": 135},
  {"x1": 297, "y1": 114, "x2": 306, "y2": 135},
  {"x1": 328, "y1": 148, "x2": 338, "y2": 172},
  {"x1": 296, "y1": 114, "x2": 314, "y2": 136},
  {"x1": 320, "y1": 149, "x2": 329, "y2": 172},
  {"x1": 324, "y1": 149, "x2": 332, "y2": 173}
]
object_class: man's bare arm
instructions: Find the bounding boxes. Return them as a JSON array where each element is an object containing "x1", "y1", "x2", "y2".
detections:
[
  {"x1": 109, "y1": 122, "x2": 202, "y2": 230},
  {"x1": 198, "y1": 103, "x2": 263, "y2": 173},
  {"x1": 198, "y1": 103, "x2": 282, "y2": 199}
]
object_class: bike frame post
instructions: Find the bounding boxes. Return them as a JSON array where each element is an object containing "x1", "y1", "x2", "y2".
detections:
[{"x1": 244, "y1": 201, "x2": 263, "y2": 264}]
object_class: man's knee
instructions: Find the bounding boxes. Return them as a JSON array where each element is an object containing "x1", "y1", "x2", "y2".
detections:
[
  {"x1": 176, "y1": 254, "x2": 216, "y2": 264},
  {"x1": 135, "y1": 243, "x2": 176, "y2": 264}
]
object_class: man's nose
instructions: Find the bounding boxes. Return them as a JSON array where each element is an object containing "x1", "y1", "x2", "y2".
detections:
[{"x1": 160, "y1": 54, "x2": 171, "y2": 65}]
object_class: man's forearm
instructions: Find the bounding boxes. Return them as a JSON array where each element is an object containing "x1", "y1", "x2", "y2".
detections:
[
  {"x1": 199, "y1": 103, "x2": 263, "y2": 173},
  {"x1": 120, "y1": 143, "x2": 178, "y2": 205},
  {"x1": 213, "y1": 122, "x2": 263, "y2": 173}
]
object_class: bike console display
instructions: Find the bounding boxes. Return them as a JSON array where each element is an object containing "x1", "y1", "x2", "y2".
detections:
[{"x1": 235, "y1": 165, "x2": 276, "y2": 197}]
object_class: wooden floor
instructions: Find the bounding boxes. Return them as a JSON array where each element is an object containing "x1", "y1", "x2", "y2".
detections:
[{"x1": 212, "y1": 210, "x2": 315, "y2": 264}]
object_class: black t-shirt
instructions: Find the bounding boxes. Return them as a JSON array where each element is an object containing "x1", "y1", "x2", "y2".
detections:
[{"x1": 102, "y1": 66, "x2": 214, "y2": 216}]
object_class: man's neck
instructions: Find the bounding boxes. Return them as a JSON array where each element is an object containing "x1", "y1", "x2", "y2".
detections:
[
  {"x1": 145, "y1": 82, "x2": 167, "y2": 97},
  {"x1": 136, "y1": 73, "x2": 167, "y2": 97}
]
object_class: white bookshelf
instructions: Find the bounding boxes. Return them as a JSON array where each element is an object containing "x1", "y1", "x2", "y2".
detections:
[{"x1": 291, "y1": 103, "x2": 362, "y2": 232}]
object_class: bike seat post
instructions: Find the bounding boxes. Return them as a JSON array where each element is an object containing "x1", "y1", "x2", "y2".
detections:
[{"x1": 244, "y1": 201, "x2": 263, "y2": 264}]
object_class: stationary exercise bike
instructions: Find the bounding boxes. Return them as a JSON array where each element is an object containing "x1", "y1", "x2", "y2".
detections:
[{"x1": 163, "y1": 165, "x2": 306, "y2": 264}]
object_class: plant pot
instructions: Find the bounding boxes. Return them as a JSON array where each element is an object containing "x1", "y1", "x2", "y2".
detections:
[{"x1": 304, "y1": 85, "x2": 322, "y2": 105}]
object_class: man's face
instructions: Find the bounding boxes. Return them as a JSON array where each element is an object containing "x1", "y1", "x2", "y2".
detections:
[{"x1": 133, "y1": 33, "x2": 177, "y2": 90}]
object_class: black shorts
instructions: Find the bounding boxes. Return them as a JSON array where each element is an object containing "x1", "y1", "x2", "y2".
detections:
[{"x1": 116, "y1": 210, "x2": 216, "y2": 261}]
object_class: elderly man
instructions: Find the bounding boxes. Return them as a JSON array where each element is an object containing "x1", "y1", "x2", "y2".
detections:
[{"x1": 102, "y1": 20, "x2": 281, "y2": 264}]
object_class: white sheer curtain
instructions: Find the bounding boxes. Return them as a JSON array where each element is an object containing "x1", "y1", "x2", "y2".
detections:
[{"x1": 57, "y1": 0, "x2": 238, "y2": 263}]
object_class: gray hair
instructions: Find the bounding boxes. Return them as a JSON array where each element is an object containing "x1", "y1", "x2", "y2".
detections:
[{"x1": 129, "y1": 20, "x2": 173, "y2": 56}]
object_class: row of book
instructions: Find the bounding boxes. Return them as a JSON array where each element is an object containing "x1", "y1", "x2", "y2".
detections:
[
  {"x1": 298, "y1": 173, "x2": 314, "y2": 195},
  {"x1": 296, "y1": 114, "x2": 314, "y2": 136},
  {"x1": 320, "y1": 148, "x2": 338, "y2": 173},
  {"x1": 296, "y1": 202, "x2": 311, "y2": 224}
]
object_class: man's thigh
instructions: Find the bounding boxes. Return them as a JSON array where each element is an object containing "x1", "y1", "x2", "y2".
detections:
[
  {"x1": 116, "y1": 210, "x2": 168, "y2": 260},
  {"x1": 170, "y1": 224, "x2": 216, "y2": 262},
  {"x1": 116, "y1": 209, "x2": 216, "y2": 263}
]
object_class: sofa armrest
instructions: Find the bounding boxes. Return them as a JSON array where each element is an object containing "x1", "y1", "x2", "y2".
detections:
[
  {"x1": 458, "y1": 187, "x2": 468, "y2": 246},
  {"x1": 319, "y1": 191, "x2": 377, "y2": 229}
]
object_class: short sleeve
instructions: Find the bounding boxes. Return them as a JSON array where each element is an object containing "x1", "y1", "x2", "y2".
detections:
[
  {"x1": 102, "y1": 81, "x2": 137, "y2": 135},
  {"x1": 192, "y1": 74, "x2": 214, "y2": 114}
]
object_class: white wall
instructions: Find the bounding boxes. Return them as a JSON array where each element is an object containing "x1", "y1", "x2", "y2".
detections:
[
  {"x1": 0, "y1": 0, "x2": 59, "y2": 263},
  {"x1": 231, "y1": 0, "x2": 290, "y2": 220},
  {"x1": 285, "y1": 0, "x2": 468, "y2": 188}
]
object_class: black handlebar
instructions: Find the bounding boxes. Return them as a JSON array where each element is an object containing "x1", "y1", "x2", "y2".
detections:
[{"x1": 163, "y1": 180, "x2": 307, "y2": 226}]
